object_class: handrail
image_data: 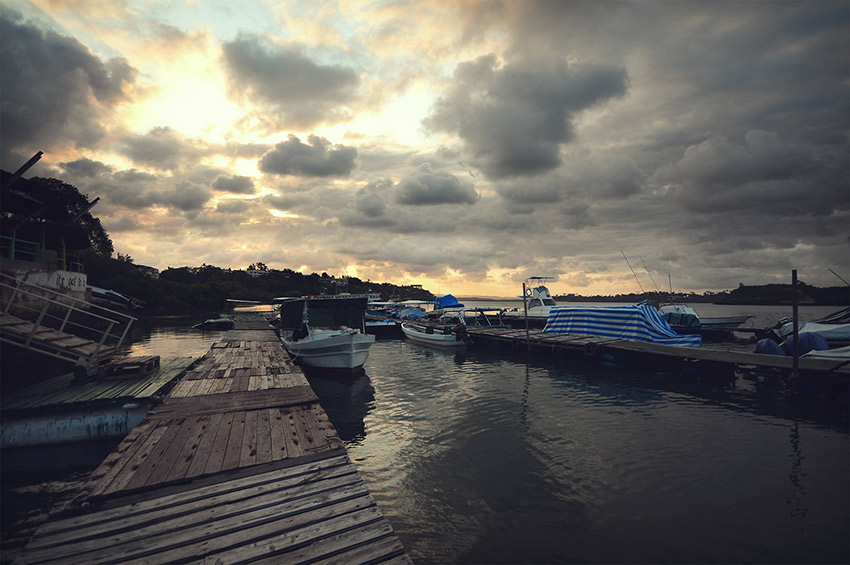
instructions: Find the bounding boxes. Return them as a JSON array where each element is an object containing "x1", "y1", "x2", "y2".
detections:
[{"x1": 0, "y1": 272, "x2": 136, "y2": 370}]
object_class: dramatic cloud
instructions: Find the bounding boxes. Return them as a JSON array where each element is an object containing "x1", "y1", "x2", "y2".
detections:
[
  {"x1": 0, "y1": 7, "x2": 137, "y2": 167},
  {"x1": 424, "y1": 54, "x2": 628, "y2": 179},
  {"x1": 259, "y1": 135, "x2": 358, "y2": 177},
  {"x1": 395, "y1": 164, "x2": 479, "y2": 205},
  {"x1": 222, "y1": 34, "x2": 359, "y2": 129},
  {"x1": 211, "y1": 174, "x2": 255, "y2": 194},
  {"x1": 1, "y1": 1, "x2": 846, "y2": 295}
]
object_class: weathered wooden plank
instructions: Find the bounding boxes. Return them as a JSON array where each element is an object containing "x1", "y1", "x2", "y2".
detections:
[
  {"x1": 275, "y1": 522, "x2": 404, "y2": 565},
  {"x1": 221, "y1": 410, "x2": 246, "y2": 471},
  {"x1": 181, "y1": 504, "x2": 383, "y2": 565},
  {"x1": 25, "y1": 468, "x2": 365, "y2": 556},
  {"x1": 269, "y1": 407, "x2": 288, "y2": 460},
  {"x1": 282, "y1": 407, "x2": 305, "y2": 459},
  {"x1": 38, "y1": 454, "x2": 351, "y2": 541},
  {"x1": 143, "y1": 416, "x2": 204, "y2": 486},
  {"x1": 114, "y1": 493, "x2": 377, "y2": 565},
  {"x1": 96, "y1": 423, "x2": 170, "y2": 497},
  {"x1": 82, "y1": 419, "x2": 158, "y2": 498},
  {"x1": 185, "y1": 412, "x2": 224, "y2": 479},
  {"x1": 239, "y1": 409, "x2": 258, "y2": 468},
  {"x1": 203, "y1": 411, "x2": 234, "y2": 476},
  {"x1": 123, "y1": 417, "x2": 189, "y2": 491},
  {"x1": 255, "y1": 408, "x2": 273, "y2": 464},
  {"x1": 150, "y1": 387, "x2": 318, "y2": 420}
]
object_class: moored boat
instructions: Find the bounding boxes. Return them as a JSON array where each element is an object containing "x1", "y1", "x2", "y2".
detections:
[
  {"x1": 501, "y1": 277, "x2": 558, "y2": 327},
  {"x1": 401, "y1": 322, "x2": 468, "y2": 348},
  {"x1": 278, "y1": 295, "x2": 375, "y2": 372}
]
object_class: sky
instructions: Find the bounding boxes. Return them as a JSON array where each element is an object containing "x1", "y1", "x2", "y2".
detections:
[{"x1": 1, "y1": 0, "x2": 848, "y2": 298}]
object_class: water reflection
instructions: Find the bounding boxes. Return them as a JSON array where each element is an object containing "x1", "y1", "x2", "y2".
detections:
[{"x1": 302, "y1": 369, "x2": 376, "y2": 444}]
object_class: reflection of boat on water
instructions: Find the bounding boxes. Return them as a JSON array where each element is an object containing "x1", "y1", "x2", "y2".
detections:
[
  {"x1": 502, "y1": 277, "x2": 558, "y2": 327},
  {"x1": 401, "y1": 322, "x2": 468, "y2": 348},
  {"x1": 278, "y1": 296, "x2": 375, "y2": 372},
  {"x1": 306, "y1": 370, "x2": 375, "y2": 442}
]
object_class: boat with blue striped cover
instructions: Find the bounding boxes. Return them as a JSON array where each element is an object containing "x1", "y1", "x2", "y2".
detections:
[{"x1": 543, "y1": 302, "x2": 702, "y2": 348}]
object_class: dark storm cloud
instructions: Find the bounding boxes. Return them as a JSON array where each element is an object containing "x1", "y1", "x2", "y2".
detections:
[
  {"x1": 211, "y1": 174, "x2": 255, "y2": 194},
  {"x1": 395, "y1": 164, "x2": 479, "y2": 205},
  {"x1": 0, "y1": 7, "x2": 137, "y2": 168},
  {"x1": 259, "y1": 135, "x2": 357, "y2": 177},
  {"x1": 423, "y1": 54, "x2": 628, "y2": 179},
  {"x1": 658, "y1": 131, "x2": 844, "y2": 217},
  {"x1": 59, "y1": 158, "x2": 114, "y2": 178},
  {"x1": 222, "y1": 34, "x2": 359, "y2": 128}
]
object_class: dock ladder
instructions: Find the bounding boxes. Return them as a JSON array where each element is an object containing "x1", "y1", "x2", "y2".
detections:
[{"x1": 0, "y1": 272, "x2": 136, "y2": 376}]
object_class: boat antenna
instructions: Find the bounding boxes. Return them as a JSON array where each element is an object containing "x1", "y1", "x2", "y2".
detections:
[
  {"x1": 621, "y1": 250, "x2": 645, "y2": 294},
  {"x1": 828, "y1": 268, "x2": 849, "y2": 287},
  {"x1": 639, "y1": 255, "x2": 660, "y2": 293}
]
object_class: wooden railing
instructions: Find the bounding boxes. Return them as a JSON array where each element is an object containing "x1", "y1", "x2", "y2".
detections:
[{"x1": 0, "y1": 272, "x2": 136, "y2": 374}]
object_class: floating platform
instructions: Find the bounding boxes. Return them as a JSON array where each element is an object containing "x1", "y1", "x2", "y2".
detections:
[
  {"x1": 1, "y1": 356, "x2": 195, "y2": 448},
  {"x1": 466, "y1": 327, "x2": 850, "y2": 385},
  {"x1": 15, "y1": 327, "x2": 411, "y2": 564}
]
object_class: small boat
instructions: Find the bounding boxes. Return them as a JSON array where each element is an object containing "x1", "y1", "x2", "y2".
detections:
[
  {"x1": 401, "y1": 322, "x2": 468, "y2": 348},
  {"x1": 278, "y1": 295, "x2": 375, "y2": 372},
  {"x1": 501, "y1": 277, "x2": 558, "y2": 327},
  {"x1": 428, "y1": 294, "x2": 465, "y2": 318},
  {"x1": 87, "y1": 284, "x2": 145, "y2": 312},
  {"x1": 657, "y1": 303, "x2": 753, "y2": 328},
  {"x1": 192, "y1": 317, "x2": 234, "y2": 331},
  {"x1": 778, "y1": 306, "x2": 850, "y2": 348}
]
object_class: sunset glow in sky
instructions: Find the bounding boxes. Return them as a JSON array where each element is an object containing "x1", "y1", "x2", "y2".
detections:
[{"x1": 1, "y1": 0, "x2": 848, "y2": 297}]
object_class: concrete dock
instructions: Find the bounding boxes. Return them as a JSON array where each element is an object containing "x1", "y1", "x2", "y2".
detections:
[{"x1": 14, "y1": 322, "x2": 411, "y2": 564}]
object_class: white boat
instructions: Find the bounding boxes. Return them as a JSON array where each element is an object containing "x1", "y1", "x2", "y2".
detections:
[
  {"x1": 779, "y1": 306, "x2": 850, "y2": 348},
  {"x1": 501, "y1": 277, "x2": 557, "y2": 326},
  {"x1": 278, "y1": 296, "x2": 375, "y2": 372},
  {"x1": 401, "y1": 322, "x2": 468, "y2": 348},
  {"x1": 428, "y1": 294, "x2": 465, "y2": 318},
  {"x1": 657, "y1": 303, "x2": 754, "y2": 328}
]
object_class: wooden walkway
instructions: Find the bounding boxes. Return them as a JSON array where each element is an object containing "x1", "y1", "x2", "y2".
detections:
[
  {"x1": 16, "y1": 327, "x2": 411, "y2": 564},
  {"x1": 467, "y1": 327, "x2": 850, "y2": 377}
]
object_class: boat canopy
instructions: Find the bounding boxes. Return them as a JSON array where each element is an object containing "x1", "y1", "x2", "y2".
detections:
[
  {"x1": 434, "y1": 294, "x2": 464, "y2": 309},
  {"x1": 279, "y1": 297, "x2": 368, "y2": 331},
  {"x1": 543, "y1": 302, "x2": 702, "y2": 348}
]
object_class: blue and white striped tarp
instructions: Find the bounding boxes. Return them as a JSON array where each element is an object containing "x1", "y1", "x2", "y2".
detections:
[{"x1": 543, "y1": 302, "x2": 702, "y2": 348}]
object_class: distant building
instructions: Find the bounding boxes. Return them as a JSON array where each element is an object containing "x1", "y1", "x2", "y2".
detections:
[
  {"x1": 136, "y1": 265, "x2": 159, "y2": 279},
  {"x1": 246, "y1": 269, "x2": 269, "y2": 278}
]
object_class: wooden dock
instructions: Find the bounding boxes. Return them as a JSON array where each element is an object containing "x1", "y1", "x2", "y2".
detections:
[
  {"x1": 467, "y1": 327, "x2": 850, "y2": 380},
  {"x1": 15, "y1": 325, "x2": 411, "y2": 564}
]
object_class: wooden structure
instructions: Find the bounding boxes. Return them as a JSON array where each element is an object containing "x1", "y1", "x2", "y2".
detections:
[
  {"x1": 15, "y1": 327, "x2": 411, "y2": 564},
  {"x1": 1, "y1": 357, "x2": 195, "y2": 447},
  {"x1": 466, "y1": 327, "x2": 850, "y2": 380}
]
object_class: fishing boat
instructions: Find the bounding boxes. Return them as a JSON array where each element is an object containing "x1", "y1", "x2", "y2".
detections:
[
  {"x1": 657, "y1": 303, "x2": 753, "y2": 328},
  {"x1": 278, "y1": 295, "x2": 375, "y2": 372},
  {"x1": 401, "y1": 322, "x2": 468, "y2": 348},
  {"x1": 428, "y1": 294, "x2": 465, "y2": 319},
  {"x1": 501, "y1": 277, "x2": 558, "y2": 327}
]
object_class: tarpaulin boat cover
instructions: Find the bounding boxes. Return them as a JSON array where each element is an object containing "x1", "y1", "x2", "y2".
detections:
[
  {"x1": 434, "y1": 294, "x2": 464, "y2": 309},
  {"x1": 543, "y1": 302, "x2": 702, "y2": 347}
]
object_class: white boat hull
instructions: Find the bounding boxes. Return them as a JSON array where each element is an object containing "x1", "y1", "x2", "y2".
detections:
[
  {"x1": 401, "y1": 323, "x2": 466, "y2": 348},
  {"x1": 283, "y1": 330, "x2": 375, "y2": 370}
]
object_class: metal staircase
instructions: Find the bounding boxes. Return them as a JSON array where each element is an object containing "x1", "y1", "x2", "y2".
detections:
[{"x1": 0, "y1": 272, "x2": 136, "y2": 376}]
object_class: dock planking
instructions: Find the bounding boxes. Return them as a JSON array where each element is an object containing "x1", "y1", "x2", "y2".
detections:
[
  {"x1": 466, "y1": 327, "x2": 850, "y2": 377},
  {"x1": 17, "y1": 326, "x2": 411, "y2": 564}
]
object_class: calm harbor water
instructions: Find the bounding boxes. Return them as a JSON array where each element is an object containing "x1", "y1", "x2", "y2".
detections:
[{"x1": 2, "y1": 304, "x2": 848, "y2": 563}]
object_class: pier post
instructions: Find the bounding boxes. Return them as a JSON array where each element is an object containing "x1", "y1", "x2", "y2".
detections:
[{"x1": 791, "y1": 269, "x2": 799, "y2": 378}]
